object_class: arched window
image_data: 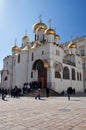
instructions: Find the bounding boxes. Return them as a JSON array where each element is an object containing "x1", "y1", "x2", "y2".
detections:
[
  {"x1": 55, "y1": 72, "x2": 61, "y2": 78},
  {"x1": 72, "y1": 68, "x2": 75, "y2": 80},
  {"x1": 77, "y1": 72, "x2": 79, "y2": 80},
  {"x1": 63, "y1": 66, "x2": 70, "y2": 79},
  {"x1": 54, "y1": 64, "x2": 61, "y2": 79}
]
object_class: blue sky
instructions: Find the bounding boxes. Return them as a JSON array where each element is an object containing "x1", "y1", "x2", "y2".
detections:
[{"x1": 0, "y1": 0, "x2": 86, "y2": 70}]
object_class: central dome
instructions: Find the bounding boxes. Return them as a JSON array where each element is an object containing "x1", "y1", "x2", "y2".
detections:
[
  {"x1": 33, "y1": 21, "x2": 47, "y2": 31},
  {"x1": 44, "y1": 28, "x2": 56, "y2": 35}
]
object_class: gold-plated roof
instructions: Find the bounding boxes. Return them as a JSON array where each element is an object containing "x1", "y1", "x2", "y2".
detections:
[
  {"x1": 44, "y1": 28, "x2": 56, "y2": 35},
  {"x1": 54, "y1": 34, "x2": 60, "y2": 39},
  {"x1": 12, "y1": 45, "x2": 20, "y2": 51},
  {"x1": 68, "y1": 41, "x2": 77, "y2": 48},
  {"x1": 22, "y1": 35, "x2": 29, "y2": 41},
  {"x1": 33, "y1": 22, "x2": 47, "y2": 31}
]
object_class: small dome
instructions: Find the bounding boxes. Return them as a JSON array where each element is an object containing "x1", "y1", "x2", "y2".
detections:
[
  {"x1": 44, "y1": 28, "x2": 56, "y2": 35},
  {"x1": 22, "y1": 35, "x2": 29, "y2": 42},
  {"x1": 68, "y1": 41, "x2": 77, "y2": 48},
  {"x1": 12, "y1": 45, "x2": 20, "y2": 51},
  {"x1": 33, "y1": 21, "x2": 47, "y2": 32},
  {"x1": 54, "y1": 34, "x2": 60, "y2": 40}
]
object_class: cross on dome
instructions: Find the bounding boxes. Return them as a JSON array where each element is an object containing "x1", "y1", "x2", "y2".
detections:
[
  {"x1": 15, "y1": 38, "x2": 17, "y2": 45},
  {"x1": 70, "y1": 35, "x2": 73, "y2": 41},
  {"x1": 48, "y1": 19, "x2": 52, "y2": 28},
  {"x1": 25, "y1": 29, "x2": 27, "y2": 36},
  {"x1": 38, "y1": 14, "x2": 42, "y2": 22}
]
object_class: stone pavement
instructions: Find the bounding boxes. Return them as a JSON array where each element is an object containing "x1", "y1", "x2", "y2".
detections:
[{"x1": 0, "y1": 95, "x2": 86, "y2": 130}]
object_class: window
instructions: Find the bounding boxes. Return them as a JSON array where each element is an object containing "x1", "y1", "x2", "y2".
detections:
[
  {"x1": 35, "y1": 34, "x2": 36, "y2": 40},
  {"x1": 63, "y1": 67, "x2": 70, "y2": 79},
  {"x1": 72, "y1": 68, "x2": 75, "y2": 80},
  {"x1": 55, "y1": 72, "x2": 61, "y2": 78},
  {"x1": 32, "y1": 53, "x2": 34, "y2": 61},
  {"x1": 82, "y1": 62, "x2": 85, "y2": 69},
  {"x1": 31, "y1": 72, "x2": 33, "y2": 78},
  {"x1": 42, "y1": 51, "x2": 44, "y2": 55},
  {"x1": 80, "y1": 49, "x2": 85, "y2": 56},
  {"x1": 4, "y1": 76, "x2": 8, "y2": 80},
  {"x1": 77, "y1": 72, "x2": 79, "y2": 80},
  {"x1": 18, "y1": 54, "x2": 20, "y2": 63}
]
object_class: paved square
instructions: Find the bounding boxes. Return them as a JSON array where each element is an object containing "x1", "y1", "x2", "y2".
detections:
[{"x1": 0, "y1": 95, "x2": 86, "y2": 130}]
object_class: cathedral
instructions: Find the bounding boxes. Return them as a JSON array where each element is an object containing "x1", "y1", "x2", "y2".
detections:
[{"x1": 1, "y1": 18, "x2": 84, "y2": 93}]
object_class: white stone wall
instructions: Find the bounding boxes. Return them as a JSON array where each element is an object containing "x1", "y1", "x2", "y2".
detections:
[{"x1": 12, "y1": 51, "x2": 28, "y2": 88}]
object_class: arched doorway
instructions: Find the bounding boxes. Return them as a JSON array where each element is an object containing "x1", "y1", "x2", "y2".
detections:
[{"x1": 32, "y1": 59, "x2": 49, "y2": 88}]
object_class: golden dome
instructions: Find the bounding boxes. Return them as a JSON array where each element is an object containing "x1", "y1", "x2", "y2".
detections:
[
  {"x1": 54, "y1": 34, "x2": 60, "y2": 39},
  {"x1": 44, "y1": 28, "x2": 56, "y2": 35},
  {"x1": 33, "y1": 22, "x2": 47, "y2": 31},
  {"x1": 12, "y1": 45, "x2": 20, "y2": 51},
  {"x1": 68, "y1": 41, "x2": 77, "y2": 48},
  {"x1": 22, "y1": 35, "x2": 29, "y2": 41}
]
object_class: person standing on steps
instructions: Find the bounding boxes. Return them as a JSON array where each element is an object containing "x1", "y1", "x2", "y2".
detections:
[{"x1": 46, "y1": 87, "x2": 50, "y2": 97}]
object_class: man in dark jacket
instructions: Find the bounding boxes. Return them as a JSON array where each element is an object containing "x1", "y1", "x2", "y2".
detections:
[{"x1": 67, "y1": 87, "x2": 72, "y2": 100}]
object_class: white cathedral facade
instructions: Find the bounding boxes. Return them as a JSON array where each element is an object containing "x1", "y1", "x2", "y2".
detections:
[{"x1": 1, "y1": 19, "x2": 84, "y2": 93}]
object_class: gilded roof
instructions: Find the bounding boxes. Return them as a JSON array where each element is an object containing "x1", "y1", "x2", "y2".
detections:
[
  {"x1": 12, "y1": 45, "x2": 20, "y2": 51},
  {"x1": 68, "y1": 41, "x2": 77, "y2": 48},
  {"x1": 44, "y1": 28, "x2": 56, "y2": 35},
  {"x1": 33, "y1": 22, "x2": 47, "y2": 31}
]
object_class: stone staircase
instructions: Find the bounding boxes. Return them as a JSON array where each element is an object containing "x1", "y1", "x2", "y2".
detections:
[{"x1": 23, "y1": 88, "x2": 60, "y2": 97}]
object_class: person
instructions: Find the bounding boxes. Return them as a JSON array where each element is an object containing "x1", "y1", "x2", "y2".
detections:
[
  {"x1": 1, "y1": 88, "x2": 5, "y2": 100},
  {"x1": 35, "y1": 88, "x2": 41, "y2": 100},
  {"x1": 67, "y1": 87, "x2": 72, "y2": 100},
  {"x1": 46, "y1": 87, "x2": 50, "y2": 97}
]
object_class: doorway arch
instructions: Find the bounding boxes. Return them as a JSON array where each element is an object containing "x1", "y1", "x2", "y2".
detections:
[{"x1": 32, "y1": 59, "x2": 49, "y2": 88}]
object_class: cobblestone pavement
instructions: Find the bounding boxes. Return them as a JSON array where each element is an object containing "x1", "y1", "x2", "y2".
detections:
[{"x1": 0, "y1": 95, "x2": 86, "y2": 130}]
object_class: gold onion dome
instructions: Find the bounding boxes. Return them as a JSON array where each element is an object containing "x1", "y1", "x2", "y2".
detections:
[
  {"x1": 33, "y1": 21, "x2": 47, "y2": 31},
  {"x1": 12, "y1": 45, "x2": 20, "y2": 51},
  {"x1": 55, "y1": 34, "x2": 60, "y2": 39},
  {"x1": 68, "y1": 41, "x2": 77, "y2": 48},
  {"x1": 44, "y1": 28, "x2": 56, "y2": 35},
  {"x1": 22, "y1": 35, "x2": 29, "y2": 41}
]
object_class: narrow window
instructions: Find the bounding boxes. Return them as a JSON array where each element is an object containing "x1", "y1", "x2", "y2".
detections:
[
  {"x1": 18, "y1": 54, "x2": 20, "y2": 63},
  {"x1": 72, "y1": 68, "x2": 75, "y2": 80},
  {"x1": 42, "y1": 51, "x2": 44, "y2": 55},
  {"x1": 32, "y1": 53, "x2": 34, "y2": 61},
  {"x1": 31, "y1": 72, "x2": 33, "y2": 78},
  {"x1": 35, "y1": 34, "x2": 36, "y2": 40}
]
